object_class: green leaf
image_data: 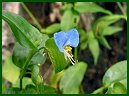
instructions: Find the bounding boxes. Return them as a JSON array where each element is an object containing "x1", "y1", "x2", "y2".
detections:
[
  {"x1": 61, "y1": 10, "x2": 79, "y2": 32},
  {"x1": 13, "y1": 77, "x2": 34, "y2": 88},
  {"x1": 12, "y1": 43, "x2": 46, "y2": 69},
  {"x1": 42, "y1": 85, "x2": 56, "y2": 94},
  {"x1": 77, "y1": 28, "x2": 88, "y2": 50},
  {"x1": 59, "y1": 62, "x2": 87, "y2": 94},
  {"x1": 93, "y1": 15, "x2": 123, "y2": 37},
  {"x1": 106, "y1": 82, "x2": 127, "y2": 94},
  {"x1": 45, "y1": 38, "x2": 68, "y2": 73},
  {"x1": 80, "y1": 41, "x2": 88, "y2": 50},
  {"x1": 74, "y1": 2, "x2": 112, "y2": 15},
  {"x1": 61, "y1": 3, "x2": 73, "y2": 11},
  {"x1": 29, "y1": 51, "x2": 46, "y2": 65},
  {"x1": 88, "y1": 38, "x2": 99, "y2": 64},
  {"x1": 103, "y1": 60, "x2": 127, "y2": 88},
  {"x1": 119, "y1": 78, "x2": 127, "y2": 89},
  {"x1": 77, "y1": 28, "x2": 87, "y2": 43},
  {"x1": 35, "y1": 84, "x2": 56, "y2": 94},
  {"x1": 2, "y1": 10, "x2": 48, "y2": 49},
  {"x1": 2, "y1": 80, "x2": 7, "y2": 94},
  {"x1": 31, "y1": 65, "x2": 43, "y2": 85},
  {"x1": 22, "y1": 86, "x2": 37, "y2": 94},
  {"x1": 2, "y1": 56, "x2": 20, "y2": 84},
  {"x1": 50, "y1": 70, "x2": 64, "y2": 88},
  {"x1": 12, "y1": 43, "x2": 35, "y2": 68},
  {"x1": 101, "y1": 26, "x2": 122, "y2": 36},
  {"x1": 98, "y1": 36, "x2": 111, "y2": 49},
  {"x1": 41, "y1": 23, "x2": 60, "y2": 34},
  {"x1": 5, "y1": 87, "x2": 21, "y2": 94}
]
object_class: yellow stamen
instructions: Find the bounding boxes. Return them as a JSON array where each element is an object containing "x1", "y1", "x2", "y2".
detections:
[
  {"x1": 64, "y1": 46, "x2": 76, "y2": 65},
  {"x1": 64, "y1": 46, "x2": 72, "y2": 52}
]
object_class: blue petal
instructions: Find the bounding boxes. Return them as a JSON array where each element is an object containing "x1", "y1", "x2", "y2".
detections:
[
  {"x1": 54, "y1": 32, "x2": 68, "y2": 52},
  {"x1": 65, "y1": 28, "x2": 79, "y2": 47}
]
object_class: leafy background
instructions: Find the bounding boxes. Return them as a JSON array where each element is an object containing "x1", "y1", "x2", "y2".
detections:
[{"x1": 2, "y1": 2, "x2": 127, "y2": 94}]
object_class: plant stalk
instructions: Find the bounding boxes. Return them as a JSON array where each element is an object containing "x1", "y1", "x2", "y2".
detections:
[
  {"x1": 92, "y1": 86, "x2": 106, "y2": 94},
  {"x1": 20, "y1": 77, "x2": 23, "y2": 90},
  {"x1": 21, "y1": 2, "x2": 42, "y2": 30},
  {"x1": 116, "y1": 2, "x2": 127, "y2": 21}
]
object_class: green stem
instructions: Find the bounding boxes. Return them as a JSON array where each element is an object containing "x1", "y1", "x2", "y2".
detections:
[
  {"x1": 92, "y1": 86, "x2": 106, "y2": 94},
  {"x1": 116, "y1": 2, "x2": 127, "y2": 20},
  {"x1": 20, "y1": 77, "x2": 22, "y2": 90},
  {"x1": 74, "y1": 47, "x2": 78, "y2": 62},
  {"x1": 21, "y1": 2, "x2": 42, "y2": 30},
  {"x1": 19, "y1": 49, "x2": 37, "y2": 85}
]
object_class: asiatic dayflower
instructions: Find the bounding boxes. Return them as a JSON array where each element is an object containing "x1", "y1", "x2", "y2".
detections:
[{"x1": 54, "y1": 28, "x2": 79, "y2": 65}]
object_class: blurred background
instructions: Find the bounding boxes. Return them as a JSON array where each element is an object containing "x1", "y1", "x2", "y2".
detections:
[{"x1": 2, "y1": 2, "x2": 127, "y2": 93}]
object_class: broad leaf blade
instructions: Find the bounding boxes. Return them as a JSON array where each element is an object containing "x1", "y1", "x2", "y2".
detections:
[
  {"x1": 45, "y1": 38, "x2": 68, "y2": 73},
  {"x1": 2, "y1": 56, "x2": 20, "y2": 84},
  {"x1": 59, "y1": 62, "x2": 87, "y2": 94},
  {"x1": 103, "y1": 60, "x2": 127, "y2": 88},
  {"x1": 61, "y1": 10, "x2": 79, "y2": 32},
  {"x1": 2, "y1": 10, "x2": 48, "y2": 49},
  {"x1": 12, "y1": 43, "x2": 35, "y2": 68},
  {"x1": 74, "y1": 2, "x2": 112, "y2": 14},
  {"x1": 12, "y1": 43, "x2": 46, "y2": 69}
]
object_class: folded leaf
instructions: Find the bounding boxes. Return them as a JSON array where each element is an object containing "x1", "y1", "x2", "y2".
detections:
[
  {"x1": 93, "y1": 15, "x2": 123, "y2": 37},
  {"x1": 88, "y1": 38, "x2": 100, "y2": 64},
  {"x1": 45, "y1": 38, "x2": 68, "y2": 73},
  {"x1": 101, "y1": 26, "x2": 122, "y2": 36}
]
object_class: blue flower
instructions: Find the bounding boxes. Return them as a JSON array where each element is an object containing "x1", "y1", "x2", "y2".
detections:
[{"x1": 54, "y1": 28, "x2": 79, "y2": 64}]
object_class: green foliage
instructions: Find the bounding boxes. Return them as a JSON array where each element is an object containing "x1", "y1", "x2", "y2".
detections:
[
  {"x1": 98, "y1": 36, "x2": 111, "y2": 49},
  {"x1": 101, "y1": 26, "x2": 122, "y2": 36},
  {"x1": 106, "y1": 82, "x2": 127, "y2": 94},
  {"x1": 88, "y1": 37, "x2": 100, "y2": 64},
  {"x1": 61, "y1": 3, "x2": 73, "y2": 11},
  {"x1": 41, "y1": 23, "x2": 60, "y2": 34},
  {"x1": 45, "y1": 38, "x2": 68, "y2": 73},
  {"x1": 103, "y1": 60, "x2": 127, "y2": 86},
  {"x1": 103, "y1": 60, "x2": 127, "y2": 93},
  {"x1": 13, "y1": 77, "x2": 34, "y2": 88},
  {"x1": 31, "y1": 65, "x2": 43, "y2": 85},
  {"x1": 2, "y1": 10, "x2": 48, "y2": 49},
  {"x1": 2, "y1": 56, "x2": 20, "y2": 84},
  {"x1": 12, "y1": 43, "x2": 46, "y2": 69},
  {"x1": 50, "y1": 70, "x2": 64, "y2": 88},
  {"x1": 12, "y1": 42, "x2": 36, "y2": 68},
  {"x1": 59, "y1": 62, "x2": 87, "y2": 94},
  {"x1": 2, "y1": 2, "x2": 126, "y2": 94},
  {"x1": 74, "y1": 2, "x2": 112, "y2": 14},
  {"x1": 61, "y1": 10, "x2": 79, "y2": 32},
  {"x1": 93, "y1": 15, "x2": 123, "y2": 37}
]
